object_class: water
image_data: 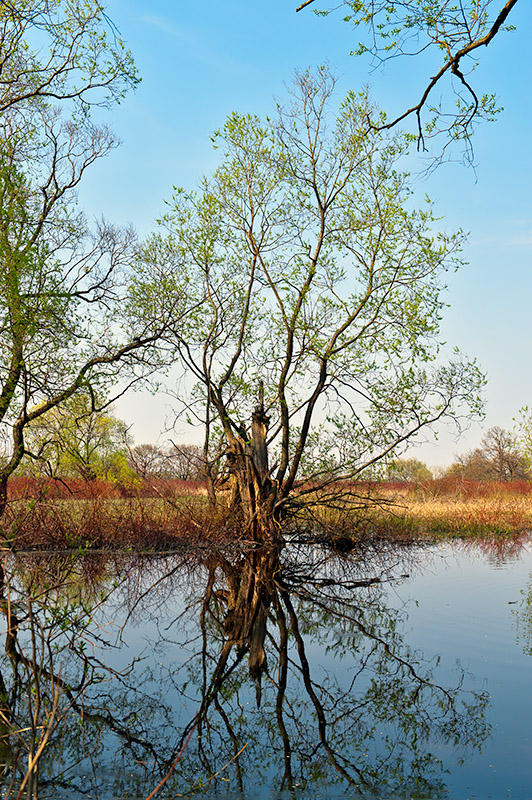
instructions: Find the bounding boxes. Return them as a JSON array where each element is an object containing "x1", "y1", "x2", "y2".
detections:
[{"x1": 1, "y1": 535, "x2": 532, "y2": 799}]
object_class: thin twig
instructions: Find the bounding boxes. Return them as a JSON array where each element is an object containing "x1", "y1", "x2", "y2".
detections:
[
  {"x1": 143, "y1": 717, "x2": 197, "y2": 800},
  {"x1": 179, "y1": 742, "x2": 249, "y2": 796}
]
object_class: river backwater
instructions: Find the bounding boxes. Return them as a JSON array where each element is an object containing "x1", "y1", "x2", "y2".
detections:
[{"x1": 1, "y1": 534, "x2": 532, "y2": 799}]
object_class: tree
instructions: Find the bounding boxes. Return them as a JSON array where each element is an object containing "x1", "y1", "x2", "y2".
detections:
[
  {"x1": 479, "y1": 425, "x2": 527, "y2": 480},
  {"x1": 297, "y1": 1, "x2": 519, "y2": 162},
  {"x1": 22, "y1": 394, "x2": 132, "y2": 482},
  {"x1": 0, "y1": 5, "x2": 184, "y2": 524},
  {"x1": 136, "y1": 69, "x2": 484, "y2": 542},
  {"x1": 0, "y1": 0, "x2": 139, "y2": 117},
  {"x1": 446, "y1": 424, "x2": 528, "y2": 480},
  {"x1": 446, "y1": 447, "x2": 495, "y2": 480},
  {"x1": 128, "y1": 443, "x2": 205, "y2": 480},
  {"x1": 386, "y1": 458, "x2": 432, "y2": 482},
  {"x1": 128, "y1": 443, "x2": 168, "y2": 480},
  {"x1": 513, "y1": 405, "x2": 532, "y2": 469},
  {"x1": 0, "y1": 136, "x2": 178, "y2": 520},
  {"x1": 166, "y1": 444, "x2": 205, "y2": 480}
]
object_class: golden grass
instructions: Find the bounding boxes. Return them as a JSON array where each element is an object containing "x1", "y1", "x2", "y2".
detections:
[
  {"x1": 299, "y1": 480, "x2": 532, "y2": 540},
  {"x1": 1, "y1": 494, "x2": 237, "y2": 551},
  {"x1": 4, "y1": 478, "x2": 532, "y2": 550},
  {"x1": 379, "y1": 490, "x2": 532, "y2": 536}
]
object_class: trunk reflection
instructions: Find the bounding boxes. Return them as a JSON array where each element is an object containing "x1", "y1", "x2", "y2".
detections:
[{"x1": 0, "y1": 540, "x2": 497, "y2": 799}]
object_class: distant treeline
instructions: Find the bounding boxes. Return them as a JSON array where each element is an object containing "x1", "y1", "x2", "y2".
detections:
[{"x1": 387, "y1": 425, "x2": 532, "y2": 483}]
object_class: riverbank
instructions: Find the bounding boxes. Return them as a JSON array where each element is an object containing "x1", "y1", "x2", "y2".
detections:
[{"x1": 2, "y1": 478, "x2": 531, "y2": 550}]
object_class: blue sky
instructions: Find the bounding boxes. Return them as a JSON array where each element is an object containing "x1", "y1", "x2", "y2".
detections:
[{"x1": 81, "y1": 1, "x2": 532, "y2": 467}]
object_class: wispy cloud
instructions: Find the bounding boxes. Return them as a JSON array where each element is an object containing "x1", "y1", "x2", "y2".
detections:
[
  {"x1": 137, "y1": 15, "x2": 183, "y2": 39},
  {"x1": 135, "y1": 14, "x2": 242, "y2": 74},
  {"x1": 504, "y1": 232, "x2": 532, "y2": 247},
  {"x1": 470, "y1": 223, "x2": 532, "y2": 248}
]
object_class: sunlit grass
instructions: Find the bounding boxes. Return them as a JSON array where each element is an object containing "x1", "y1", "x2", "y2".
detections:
[
  {"x1": 299, "y1": 479, "x2": 532, "y2": 540},
  {"x1": 1, "y1": 488, "x2": 232, "y2": 551},
  {"x1": 3, "y1": 477, "x2": 532, "y2": 550}
]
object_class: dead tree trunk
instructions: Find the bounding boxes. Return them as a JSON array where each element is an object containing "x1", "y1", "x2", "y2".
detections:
[{"x1": 225, "y1": 385, "x2": 281, "y2": 542}]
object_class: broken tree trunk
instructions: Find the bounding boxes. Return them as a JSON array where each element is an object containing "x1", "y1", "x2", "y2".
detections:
[{"x1": 225, "y1": 384, "x2": 281, "y2": 542}]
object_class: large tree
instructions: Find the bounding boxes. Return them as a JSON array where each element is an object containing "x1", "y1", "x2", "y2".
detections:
[
  {"x1": 0, "y1": 142, "x2": 175, "y2": 519},
  {"x1": 0, "y1": 4, "x2": 181, "y2": 525},
  {"x1": 136, "y1": 70, "x2": 483, "y2": 542}
]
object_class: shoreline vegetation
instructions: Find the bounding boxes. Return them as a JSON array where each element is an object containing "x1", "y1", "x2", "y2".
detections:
[{"x1": 2, "y1": 476, "x2": 532, "y2": 552}]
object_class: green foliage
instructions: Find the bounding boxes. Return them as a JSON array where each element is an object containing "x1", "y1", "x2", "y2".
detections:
[
  {"x1": 514, "y1": 405, "x2": 532, "y2": 468},
  {"x1": 130, "y1": 69, "x2": 484, "y2": 504},
  {"x1": 386, "y1": 457, "x2": 433, "y2": 482},
  {"x1": 307, "y1": 0, "x2": 516, "y2": 161},
  {"x1": 21, "y1": 394, "x2": 135, "y2": 483},
  {"x1": 0, "y1": 141, "x2": 150, "y2": 497},
  {"x1": 0, "y1": 0, "x2": 139, "y2": 115},
  {"x1": 514, "y1": 575, "x2": 532, "y2": 657},
  {"x1": 0, "y1": 7, "x2": 173, "y2": 515}
]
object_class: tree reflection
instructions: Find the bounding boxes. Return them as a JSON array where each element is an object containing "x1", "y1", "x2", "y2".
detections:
[
  {"x1": 169, "y1": 545, "x2": 490, "y2": 799},
  {"x1": 458, "y1": 533, "x2": 531, "y2": 566},
  {"x1": 0, "y1": 544, "x2": 492, "y2": 799},
  {"x1": 0, "y1": 553, "x2": 179, "y2": 799}
]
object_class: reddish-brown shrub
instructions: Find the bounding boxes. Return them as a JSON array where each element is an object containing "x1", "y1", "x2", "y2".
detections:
[{"x1": 7, "y1": 476, "x2": 206, "y2": 501}]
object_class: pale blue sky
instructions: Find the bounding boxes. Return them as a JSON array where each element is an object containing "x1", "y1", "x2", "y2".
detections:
[{"x1": 80, "y1": 1, "x2": 532, "y2": 467}]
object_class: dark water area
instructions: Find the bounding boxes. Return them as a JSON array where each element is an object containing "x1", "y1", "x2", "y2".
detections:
[{"x1": 1, "y1": 534, "x2": 532, "y2": 799}]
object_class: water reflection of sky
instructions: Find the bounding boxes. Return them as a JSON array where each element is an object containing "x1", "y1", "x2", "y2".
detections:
[
  {"x1": 2, "y1": 537, "x2": 532, "y2": 799},
  {"x1": 392, "y1": 540, "x2": 532, "y2": 799}
]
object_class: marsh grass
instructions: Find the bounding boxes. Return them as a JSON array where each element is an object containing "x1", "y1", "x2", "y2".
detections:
[
  {"x1": 3, "y1": 477, "x2": 532, "y2": 550},
  {"x1": 298, "y1": 479, "x2": 532, "y2": 543},
  {"x1": 2, "y1": 478, "x2": 235, "y2": 550}
]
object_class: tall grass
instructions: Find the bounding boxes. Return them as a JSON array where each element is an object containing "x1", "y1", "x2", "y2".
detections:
[
  {"x1": 3, "y1": 477, "x2": 532, "y2": 549},
  {"x1": 7, "y1": 475, "x2": 206, "y2": 500},
  {"x1": 300, "y1": 478, "x2": 532, "y2": 541},
  {"x1": 2, "y1": 477, "x2": 240, "y2": 550}
]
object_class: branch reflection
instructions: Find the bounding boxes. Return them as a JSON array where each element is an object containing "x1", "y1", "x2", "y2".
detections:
[{"x1": 0, "y1": 543, "x2": 492, "y2": 799}]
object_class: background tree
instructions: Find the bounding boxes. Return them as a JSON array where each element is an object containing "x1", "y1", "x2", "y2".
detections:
[
  {"x1": 127, "y1": 443, "x2": 168, "y2": 480},
  {"x1": 127, "y1": 443, "x2": 205, "y2": 481},
  {"x1": 479, "y1": 425, "x2": 527, "y2": 480},
  {"x1": 166, "y1": 444, "x2": 205, "y2": 481},
  {"x1": 22, "y1": 394, "x2": 133, "y2": 482},
  {"x1": 386, "y1": 458, "x2": 432, "y2": 483},
  {"x1": 135, "y1": 69, "x2": 484, "y2": 542},
  {"x1": 446, "y1": 425, "x2": 529, "y2": 480},
  {"x1": 446, "y1": 447, "x2": 495, "y2": 480}
]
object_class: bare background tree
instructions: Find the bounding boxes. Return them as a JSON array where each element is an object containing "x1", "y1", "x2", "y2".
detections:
[
  {"x1": 127, "y1": 443, "x2": 205, "y2": 481},
  {"x1": 446, "y1": 425, "x2": 529, "y2": 480}
]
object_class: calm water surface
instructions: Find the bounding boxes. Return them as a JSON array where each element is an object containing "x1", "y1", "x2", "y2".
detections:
[{"x1": 1, "y1": 535, "x2": 532, "y2": 799}]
